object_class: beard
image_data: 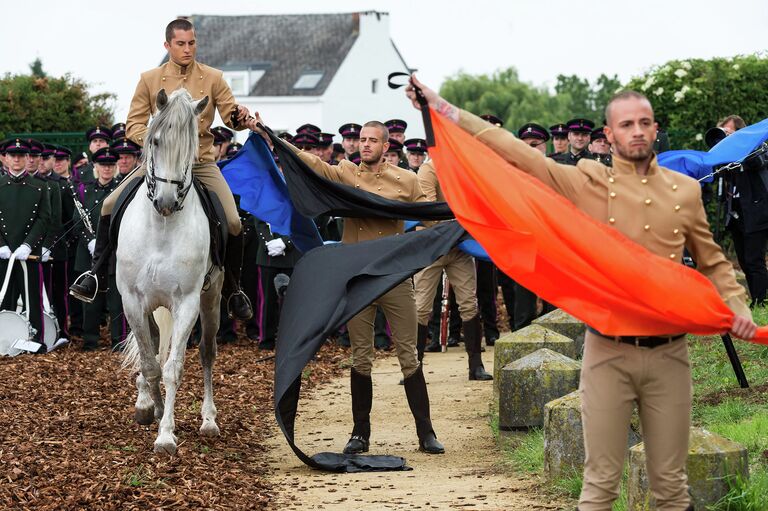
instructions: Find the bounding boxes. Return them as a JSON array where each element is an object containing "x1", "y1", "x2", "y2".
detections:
[{"x1": 616, "y1": 142, "x2": 653, "y2": 162}]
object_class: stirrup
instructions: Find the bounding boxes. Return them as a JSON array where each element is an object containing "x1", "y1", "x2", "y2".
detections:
[
  {"x1": 69, "y1": 271, "x2": 98, "y2": 304},
  {"x1": 226, "y1": 290, "x2": 253, "y2": 320}
]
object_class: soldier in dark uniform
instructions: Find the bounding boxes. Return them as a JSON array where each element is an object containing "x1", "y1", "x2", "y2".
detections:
[
  {"x1": 589, "y1": 126, "x2": 613, "y2": 167},
  {"x1": 30, "y1": 141, "x2": 62, "y2": 320},
  {"x1": 385, "y1": 119, "x2": 410, "y2": 169},
  {"x1": 551, "y1": 118, "x2": 596, "y2": 165},
  {"x1": 548, "y1": 123, "x2": 569, "y2": 156},
  {"x1": 212, "y1": 126, "x2": 235, "y2": 161},
  {"x1": 111, "y1": 122, "x2": 127, "y2": 140},
  {"x1": 111, "y1": 138, "x2": 141, "y2": 183},
  {"x1": 74, "y1": 147, "x2": 126, "y2": 351},
  {"x1": 225, "y1": 142, "x2": 243, "y2": 159},
  {"x1": 293, "y1": 132, "x2": 322, "y2": 158},
  {"x1": 254, "y1": 219, "x2": 302, "y2": 350},
  {"x1": 277, "y1": 132, "x2": 294, "y2": 144},
  {"x1": 332, "y1": 143, "x2": 345, "y2": 163},
  {"x1": 25, "y1": 139, "x2": 43, "y2": 173},
  {"x1": 75, "y1": 126, "x2": 112, "y2": 186},
  {"x1": 317, "y1": 133, "x2": 336, "y2": 164},
  {"x1": 404, "y1": 138, "x2": 427, "y2": 172},
  {"x1": 383, "y1": 138, "x2": 406, "y2": 168},
  {"x1": 338, "y1": 123, "x2": 361, "y2": 159},
  {"x1": 0, "y1": 139, "x2": 51, "y2": 352},
  {"x1": 297, "y1": 123, "x2": 321, "y2": 136},
  {"x1": 51, "y1": 146, "x2": 82, "y2": 337}
]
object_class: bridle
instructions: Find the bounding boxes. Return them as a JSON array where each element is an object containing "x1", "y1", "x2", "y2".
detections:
[{"x1": 145, "y1": 146, "x2": 194, "y2": 212}]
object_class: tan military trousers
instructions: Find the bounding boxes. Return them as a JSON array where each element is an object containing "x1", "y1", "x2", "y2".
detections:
[
  {"x1": 101, "y1": 162, "x2": 242, "y2": 235},
  {"x1": 347, "y1": 279, "x2": 419, "y2": 378},
  {"x1": 413, "y1": 248, "x2": 478, "y2": 325},
  {"x1": 579, "y1": 331, "x2": 692, "y2": 510}
]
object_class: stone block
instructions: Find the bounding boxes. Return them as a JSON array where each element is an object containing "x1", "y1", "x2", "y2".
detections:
[
  {"x1": 498, "y1": 348, "x2": 580, "y2": 429},
  {"x1": 628, "y1": 427, "x2": 749, "y2": 510},
  {"x1": 543, "y1": 391, "x2": 641, "y2": 481},
  {"x1": 532, "y1": 308, "x2": 586, "y2": 356},
  {"x1": 493, "y1": 325, "x2": 577, "y2": 397}
]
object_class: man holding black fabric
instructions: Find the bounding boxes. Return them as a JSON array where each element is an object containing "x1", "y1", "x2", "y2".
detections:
[
  {"x1": 249, "y1": 115, "x2": 445, "y2": 455},
  {"x1": 405, "y1": 78, "x2": 756, "y2": 510}
]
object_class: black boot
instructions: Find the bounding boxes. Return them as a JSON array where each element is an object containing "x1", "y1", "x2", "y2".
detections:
[
  {"x1": 70, "y1": 215, "x2": 112, "y2": 303},
  {"x1": 343, "y1": 368, "x2": 372, "y2": 454},
  {"x1": 464, "y1": 315, "x2": 493, "y2": 381},
  {"x1": 223, "y1": 233, "x2": 253, "y2": 321},
  {"x1": 403, "y1": 364, "x2": 444, "y2": 454},
  {"x1": 416, "y1": 323, "x2": 429, "y2": 362}
]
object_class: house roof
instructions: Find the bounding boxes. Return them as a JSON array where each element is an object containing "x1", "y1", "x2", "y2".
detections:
[{"x1": 174, "y1": 12, "x2": 374, "y2": 97}]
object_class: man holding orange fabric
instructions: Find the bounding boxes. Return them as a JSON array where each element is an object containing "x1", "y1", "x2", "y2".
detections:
[{"x1": 405, "y1": 78, "x2": 756, "y2": 510}]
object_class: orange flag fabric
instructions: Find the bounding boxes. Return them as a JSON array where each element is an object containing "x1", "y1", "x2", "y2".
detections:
[{"x1": 427, "y1": 109, "x2": 768, "y2": 343}]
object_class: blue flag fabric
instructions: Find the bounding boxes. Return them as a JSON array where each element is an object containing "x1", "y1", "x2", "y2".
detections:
[
  {"x1": 658, "y1": 118, "x2": 768, "y2": 182},
  {"x1": 405, "y1": 220, "x2": 490, "y2": 261},
  {"x1": 219, "y1": 133, "x2": 323, "y2": 253}
]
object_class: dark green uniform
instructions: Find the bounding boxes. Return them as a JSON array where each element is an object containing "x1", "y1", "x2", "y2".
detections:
[
  {"x1": 0, "y1": 172, "x2": 51, "y2": 342},
  {"x1": 36, "y1": 172, "x2": 64, "y2": 337},
  {"x1": 73, "y1": 178, "x2": 126, "y2": 349},
  {"x1": 551, "y1": 148, "x2": 597, "y2": 166}
]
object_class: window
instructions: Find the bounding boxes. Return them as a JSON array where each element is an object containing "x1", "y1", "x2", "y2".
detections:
[
  {"x1": 293, "y1": 72, "x2": 324, "y2": 90},
  {"x1": 371, "y1": 79, "x2": 378, "y2": 94},
  {"x1": 224, "y1": 71, "x2": 249, "y2": 95}
]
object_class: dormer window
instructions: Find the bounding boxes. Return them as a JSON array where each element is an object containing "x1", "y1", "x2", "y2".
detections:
[{"x1": 293, "y1": 71, "x2": 324, "y2": 90}]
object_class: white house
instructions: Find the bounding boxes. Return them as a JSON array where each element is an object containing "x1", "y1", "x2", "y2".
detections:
[{"x1": 181, "y1": 11, "x2": 421, "y2": 142}]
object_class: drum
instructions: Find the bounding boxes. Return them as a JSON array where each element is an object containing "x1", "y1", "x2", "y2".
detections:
[
  {"x1": 0, "y1": 310, "x2": 33, "y2": 357},
  {"x1": 42, "y1": 312, "x2": 59, "y2": 352}
]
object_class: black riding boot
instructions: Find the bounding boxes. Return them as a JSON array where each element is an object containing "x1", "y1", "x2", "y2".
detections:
[
  {"x1": 464, "y1": 315, "x2": 493, "y2": 381},
  {"x1": 223, "y1": 233, "x2": 254, "y2": 321},
  {"x1": 416, "y1": 323, "x2": 430, "y2": 362},
  {"x1": 69, "y1": 215, "x2": 112, "y2": 303},
  {"x1": 403, "y1": 364, "x2": 444, "y2": 454},
  {"x1": 343, "y1": 368, "x2": 373, "y2": 454}
]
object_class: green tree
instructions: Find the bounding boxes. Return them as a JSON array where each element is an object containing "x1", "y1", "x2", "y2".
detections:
[
  {"x1": 0, "y1": 60, "x2": 115, "y2": 139},
  {"x1": 440, "y1": 68, "x2": 571, "y2": 132},
  {"x1": 555, "y1": 73, "x2": 621, "y2": 122},
  {"x1": 625, "y1": 54, "x2": 768, "y2": 150}
]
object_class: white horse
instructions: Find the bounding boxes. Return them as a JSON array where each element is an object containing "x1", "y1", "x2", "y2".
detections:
[{"x1": 118, "y1": 88, "x2": 224, "y2": 455}]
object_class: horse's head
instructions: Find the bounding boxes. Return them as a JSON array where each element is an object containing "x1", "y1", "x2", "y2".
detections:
[{"x1": 144, "y1": 88, "x2": 209, "y2": 216}]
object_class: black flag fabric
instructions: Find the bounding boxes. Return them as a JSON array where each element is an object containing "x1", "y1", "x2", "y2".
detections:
[
  {"x1": 268, "y1": 130, "x2": 455, "y2": 221},
  {"x1": 274, "y1": 221, "x2": 468, "y2": 472}
]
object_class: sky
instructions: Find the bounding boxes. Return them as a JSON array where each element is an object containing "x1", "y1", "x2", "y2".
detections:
[{"x1": 1, "y1": 0, "x2": 766, "y2": 123}]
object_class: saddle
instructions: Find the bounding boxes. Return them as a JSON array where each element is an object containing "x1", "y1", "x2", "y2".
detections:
[{"x1": 110, "y1": 176, "x2": 228, "y2": 267}]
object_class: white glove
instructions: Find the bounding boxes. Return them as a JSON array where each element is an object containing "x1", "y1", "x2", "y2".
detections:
[
  {"x1": 0, "y1": 246, "x2": 10, "y2": 259},
  {"x1": 87, "y1": 239, "x2": 96, "y2": 256},
  {"x1": 13, "y1": 244, "x2": 32, "y2": 261},
  {"x1": 41, "y1": 247, "x2": 51, "y2": 263},
  {"x1": 266, "y1": 238, "x2": 287, "y2": 257}
]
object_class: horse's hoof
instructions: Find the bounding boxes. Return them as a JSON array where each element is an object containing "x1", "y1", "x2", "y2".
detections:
[
  {"x1": 200, "y1": 421, "x2": 220, "y2": 437},
  {"x1": 135, "y1": 407, "x2": 155, "y2": 425},
  {"x1": 153, "y1": 436, "x2": 177, "y2": 455}
]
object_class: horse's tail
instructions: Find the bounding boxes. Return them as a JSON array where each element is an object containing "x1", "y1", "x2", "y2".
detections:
[
  {"x1": 153, "y1": 307, "x2": 174, "y2": 367},
  {"x1": 121, "y1": 307, "x2": 174, "y2": 372}
]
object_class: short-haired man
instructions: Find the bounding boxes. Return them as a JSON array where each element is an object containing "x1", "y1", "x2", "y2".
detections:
[
  {"x1": 589, "y1": 127, "x2": 613, "y2": 166},
  {"x1": 111, "y1": 138, "x2": 141, "y2": 183},
  {"x1": 249, "y1": 115, "x2": 445, "y2": 455},
  {"x1": 406, "y1": 78, "x2": 757, "y2": 510},
  {"x1": 552, "y1": 118, "x2": 596, "y2": 166},
  {"x1": 70, "y1": 18, "x2": 254, "y2": 321},
  {"x1": 383, "y1": 138, "x2": 404, "y2": 167},
  {"x1": 338, "y1": 123, "x2": 361, "y2": 159}
]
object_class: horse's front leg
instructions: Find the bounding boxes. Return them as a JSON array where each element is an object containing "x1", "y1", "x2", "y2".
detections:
[
  {"x1": 154, "y1": 298, "x2": 200, "y2": 455},
  {"x1": 123, "y1": 303, "x2": 163, "y2": 425},
  {"x1": 198, "y1": 274, "x2": 223, "y2": 437}
]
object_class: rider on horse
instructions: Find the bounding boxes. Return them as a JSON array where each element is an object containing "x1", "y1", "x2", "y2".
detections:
[{"x1": 70, "y1": 18, "x2": 253, "y2": 321}]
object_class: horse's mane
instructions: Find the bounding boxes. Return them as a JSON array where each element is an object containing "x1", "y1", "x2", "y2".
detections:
[{"x1": 143, "y1": 89, "x2": 199, "y2": 178}]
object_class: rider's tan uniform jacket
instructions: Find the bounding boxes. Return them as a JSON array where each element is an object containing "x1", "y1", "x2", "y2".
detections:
[
  {"x1": 288, "y1": 146, "x2": 427, "y2": 243},
  {"x1": 126, "y1": 60, "x2": 241, "y2": 164},
  {"x1": 456, "y1": 108, "x2": 751, "y2": 319}
]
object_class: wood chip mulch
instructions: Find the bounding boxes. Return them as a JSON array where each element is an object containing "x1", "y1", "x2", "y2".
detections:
[{"x1": 0, "y1": 336, "x2": 350, "y2": 511}]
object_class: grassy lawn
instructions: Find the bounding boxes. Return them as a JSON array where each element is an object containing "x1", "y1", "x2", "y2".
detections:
[{"x1": 493, "y1": 305, "x2": 768, "y2": 510}]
